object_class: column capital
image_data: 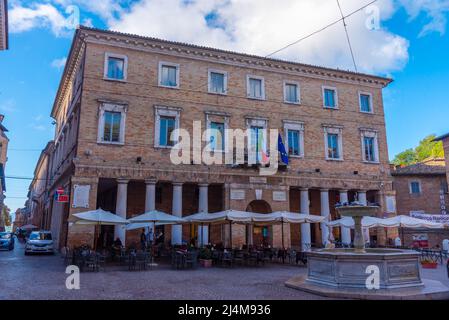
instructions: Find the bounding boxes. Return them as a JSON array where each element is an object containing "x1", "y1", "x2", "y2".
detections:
[
  {"x1": 198, "y1": 183, "x2": 209, "y2": 188},
  {"x1": 117, "y1": 178, "x2": 130, "y2": 184},
  {"x1": 145, "y1": 178, "x2": 157, "y2": 185},
  {"x1": 172, "y1": 181, "x2": 183, "y2": 187},
  {"x1": 299, "y1": 187, "x2": 309, "y2": 192},
  {"x1": 320, "y1": 188, "x2": 329, "y2": 193},
  {"x1": 357, "y1": 190, "x2": 367, "y2": 194},
  {"x1": 339, "y1": 189, "x2": 349, "y2": 193}
]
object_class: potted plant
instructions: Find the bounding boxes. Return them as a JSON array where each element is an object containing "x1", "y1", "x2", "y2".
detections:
[
  {"x1": 420, "y1": 258, "x2": 438, "y2": 269},
  {"x1": 199, "y1": 247, "x2": 213, "y2": 268}
]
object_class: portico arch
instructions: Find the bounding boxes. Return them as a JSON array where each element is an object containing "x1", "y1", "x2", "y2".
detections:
[{"x1": 246, "y1": 200, "x2": 272, "y2": 247}]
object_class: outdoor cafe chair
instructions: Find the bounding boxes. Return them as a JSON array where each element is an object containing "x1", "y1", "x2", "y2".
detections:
[
  {"x1": 221, "y1": 251, "x2": 233, "y2": 268},
  {"x1": 185, "y1": 250, "x2": 198, "y2": 269},
  {"x1": 232, "y1": 250, "x2": 245, "y2": 266}
]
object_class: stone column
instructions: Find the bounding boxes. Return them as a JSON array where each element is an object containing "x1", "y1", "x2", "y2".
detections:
[
  {"x1": 339, "y1": 190, "x2": 351, "y2": 246},
  {"x1": 320, "y1": 189, "x2": 330, "y2": 246},
  {"x1": 145, "y1": 178, "x2": 157, "y2": 212},
  {"x1": 198, "y1": 183, "x2": 209, "y2": 246},
  {"x1": 358, "y1": 190, "x2": 370, "y2": 245},
  {"x1": 171, "y1": 182, "x2": 183, "y2": 245},
  {"x1": 145, "y1": 178, "x2": 157, "y2": 241},
  {"x1": 115, "y1": 178, "x2": 129, "y2": 245},
  {"x1": 300, "y1": 188, "x2": 311, "y2": 251}
]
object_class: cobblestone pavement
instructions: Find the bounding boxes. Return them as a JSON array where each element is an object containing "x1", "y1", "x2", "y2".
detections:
[{"x1": 1, "y1": 242, "x2": 448, "y2": 300}]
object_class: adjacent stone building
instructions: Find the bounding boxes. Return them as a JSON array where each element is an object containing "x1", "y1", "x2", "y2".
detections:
[
  {"x1": 45, "y1": 26, "x2": 396, "y2": 250},
  {"x1": 392, "y1": 158, "x2": 449, "y2": 247},
  {"x1": 27, "y1": 142, "x2": 54, "y2": 230},
  {"x1": 0, "y1": 0, "x2": 8, "y2": 51},
  {"x1": 0, "y1": 114, "x2": 8, "y2": 226}
]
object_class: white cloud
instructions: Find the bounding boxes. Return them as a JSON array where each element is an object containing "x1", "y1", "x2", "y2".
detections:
[
  {"x1": 51, "y1": 57, "x2": 67, "y2": 69},
  {"x1": 9, "y1": 3, "x2": 73, "y2": 36},
  {"x1": 399, "y1": 0, "x2": 449, "y2": 36},
  {"x1": 108, "y1": 0, "x2": 409, "y2": 74}
]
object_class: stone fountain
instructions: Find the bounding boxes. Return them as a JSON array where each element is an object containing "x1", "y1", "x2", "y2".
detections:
[{"x1": 285, "y1": 203, "x2": 449, "y2": 299}]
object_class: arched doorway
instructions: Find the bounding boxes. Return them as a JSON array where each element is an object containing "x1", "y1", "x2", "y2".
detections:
[{"x1": 246, "y1": 200, "x2": 272, "y2": 247}]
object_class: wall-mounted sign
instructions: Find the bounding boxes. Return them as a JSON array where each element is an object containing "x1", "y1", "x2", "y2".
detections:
[
  {"x1": 386, "y1": 196, "x2": 396, "y2": 213},
  {"x1": 72, "y1": 184, "x2": 90, "y2": 208},
  {"x1": 230, "y1": 189, "x2": 245, "y2": 200},
  {"x1": 57, "y1": 194, "x2": 69, "y2": 203},
  {"x1": 250, "y1": 177, "x2": 267, "y2": 184},
  {"x1": 255, "y1": 189, "x2": 263, "y2": 200},
  {"x1": 410, "y1": 211, "x2": 449, "y2": 224},
  {"x1": 273, "y1": 191, "x2": 286, "y2": 201}
]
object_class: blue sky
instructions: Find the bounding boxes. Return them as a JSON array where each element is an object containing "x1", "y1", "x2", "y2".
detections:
[{"x1": 1, "y1": 0, "x2": 449, "y2": 215}]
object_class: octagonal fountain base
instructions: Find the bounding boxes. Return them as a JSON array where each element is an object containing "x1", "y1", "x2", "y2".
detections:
[{"x1": 285, "y1": 248, "x2": 449, "y2": 300}]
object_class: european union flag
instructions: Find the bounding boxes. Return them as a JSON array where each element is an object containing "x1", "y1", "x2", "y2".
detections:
[{"x1": 278, "y1": 134, "x2": 289, "y2": 165}]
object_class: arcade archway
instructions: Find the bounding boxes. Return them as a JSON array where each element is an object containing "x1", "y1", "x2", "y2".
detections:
[{"x1": 246, "y1": 200, "x2": 272, "y2": 247}]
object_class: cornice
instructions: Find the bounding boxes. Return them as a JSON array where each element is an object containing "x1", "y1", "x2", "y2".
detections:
[{"x1": 78, "y1": 26, "x2": 392, "y2": 88}]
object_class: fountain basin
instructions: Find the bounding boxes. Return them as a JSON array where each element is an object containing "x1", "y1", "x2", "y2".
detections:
[{"x1": 306, "y1": 248, "x2": 423, "y2": 289}]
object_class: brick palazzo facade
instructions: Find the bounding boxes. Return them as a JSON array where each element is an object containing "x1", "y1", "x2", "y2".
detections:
[
  {"x1": 392, "y1": 158, "x2": 449, "y2": 247},
  {"x1": 41, "y1": 26, "x2": 397, "y2": 250}
]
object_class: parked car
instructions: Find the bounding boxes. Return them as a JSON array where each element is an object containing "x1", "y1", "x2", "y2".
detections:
[
  {"x1": 25, "y1": 231, "x2": 54, "y2": 255},
  {"x1": 0, "y1": 232, "x2": 14, "y2": 251}
]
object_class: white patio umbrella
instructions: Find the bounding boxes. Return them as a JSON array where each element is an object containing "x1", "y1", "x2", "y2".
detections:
[
  {"x1": 70, "y1": 208, "x2": 128, "y2": 249},
  {"x1": 327, "y1": 216, "x2": 385, "y2": 229},
  {"x1": 252, "y1": 212, "x2": 325, "y2": 250},
  {"x1": 71, "y1": 208, "x2": 129, "y2": 225},
  {"x1": 127, "y1": 210, "x2": 186, "y2": 264},
  {"x1": 382, "y1": 215, "x2": 445, "y2": 229},
  {"x1": 185, "y1": 210, "x2": 256, "y2": 247}
]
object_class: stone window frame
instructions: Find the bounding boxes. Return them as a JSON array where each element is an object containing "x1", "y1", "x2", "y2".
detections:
[
  {"x1": 359, "y1": 91, "x2": 374, "y2": 114},
  {"x1": 103, "y1": 52, "x2": 128, "y2": 82},
  {"x1": 323, "y1": 124, "x2": 344, "y2": 161},
  {"x1": 97, "y1": 102, "x2": 127, "y2": 145},
  {"x1": 360, "y1": 128, "x2": 380, "y2": 163},
  {"x1": 158, "y1": 61, "x2": 180, "y2": 89},
  {"x1": 409, "y1": 180, "x2": 422, "y2": 195},
  {"x1": 283, "y1": 80, "x2": 301, "y2": 105},
  {"x1": 322, "y1": 85, "x2": 339, "y2": 109},
  {"x1": 246, "y1": 117, "x2": 268, "y2": 163},
  {"x1": 205, "y1": 111, "x2": 230, "y2": 152},
  {"x1": 246, "y1": 75, "x2": 266, "y2": 100},
  {"x1": 207, "y1": 69, "x2": 228, "y2": 95},
  {"x1": 154, "y1": 105, "x2": 181, "y2": 149},
  {"x1": 283, "y1": 120, "x2": 304, "y2": 158}
]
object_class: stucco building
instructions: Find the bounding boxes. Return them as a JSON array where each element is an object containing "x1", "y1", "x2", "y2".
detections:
[
  {"x1": 0, "y1": 114, "x2": 8, "y2": 225},
  {"x1": 27, "y1": 142, "x2": 54, "y2": 229},
  {"x1": 0, "y1": 0, "x2": 8, "y2": 51},
  {"x1": 45, "y1": 26, "x2": 396, "y2": 250},
  {"x1": 392, "y1": 158, "x2": 449, "y2": 247}
]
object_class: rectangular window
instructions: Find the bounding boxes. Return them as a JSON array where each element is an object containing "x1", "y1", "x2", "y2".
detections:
[
  {"x1": 360, "y1": 93, "x2": 372, "y2": 113},
  {"x1": 247, "y1": 76, "x2": 264, "y2": 99},
  {"x1": 327, "y1": 133, "x2": 340, "y2": 159},
  {"x1": 159, "y1": 116, "x2": 176, "y2": 147},
  {"x1": 364, "y1": 136, "x2": 375, "y2": 162},
  {"x1": 324, "y1": 88, "x2": 337, "y2": 108},
  {"x1": 105, "y1": 54, "x2": 126, "y2": 80},
  {"x1": 287, "y1": 130, "x2": 300, "y2": 156},
  {"x1": 209, "y1": 71, "x2": 226, "y2": 94},
  {"x1": 284, "y1": 83, "x2": 299, "y2": 104},
  {"x1": 102, "y1": 111, "x2": 122, "y2": 142},
  {"x1": 159, "y1": 63, "x2": 179, "y2": 87},
  {"x1": 410, "y1": 181, "x2": 421, "y2": 194},
  {"x1": 250, "y1": 126, "x2": 265, "y2": 163},
  {"x1": 210, "y1": 122, "x2": 225, "y2": 151}
]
